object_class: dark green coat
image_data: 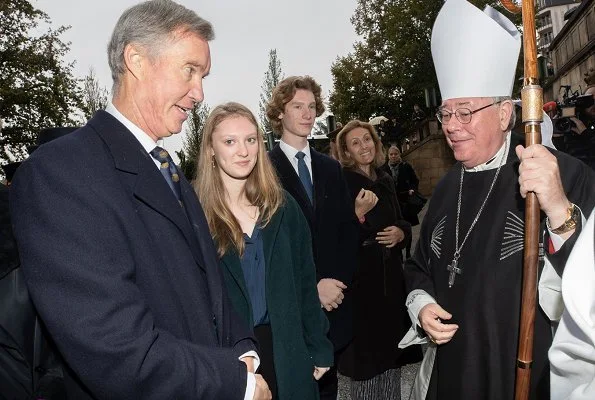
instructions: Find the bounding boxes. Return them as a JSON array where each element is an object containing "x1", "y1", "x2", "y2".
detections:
[{"x1": 220, "y1": 193, "x2": 333, "y2": 400}]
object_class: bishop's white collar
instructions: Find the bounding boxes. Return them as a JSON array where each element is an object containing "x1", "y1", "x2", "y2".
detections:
[{"x1": 464, "y1": 132, "x2": 511, "y2": 172}]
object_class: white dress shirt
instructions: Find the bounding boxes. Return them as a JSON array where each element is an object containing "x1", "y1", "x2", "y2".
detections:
[
  {"x1": 278, "y1": 139, "x2": 313, "y2": 183},
  {"x1": 105, "y1": 103, "x2": 161, "y2": 169}
]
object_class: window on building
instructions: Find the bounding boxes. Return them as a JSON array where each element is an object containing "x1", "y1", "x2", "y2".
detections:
[{"x1": 544, "y1": 31, "x2": 553, "y2": 46}]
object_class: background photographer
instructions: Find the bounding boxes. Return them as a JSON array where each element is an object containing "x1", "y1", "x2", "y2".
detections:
[{"x1": 551, "y1": 85, "x2": 595, "y2": 170}]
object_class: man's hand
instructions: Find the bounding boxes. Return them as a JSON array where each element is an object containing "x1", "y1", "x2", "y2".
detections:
[
  {"x1": 318, "y1": 278, "x2": 347, "y2": 311},
  {"x1": 515, "y1": 144, "x2": 574, "y2": 236},
  {"x1": 253, "y1": 374, "x2": 272, "y2": 400},
  {"x1": 419, "y1": 303, "x2": 458, "y2": 345},
  {"x1": 569, "y1": 117, "x2": 587, "y2": 135},
  {"x1": 376, "y1": 225, "x2": 405, "y2": 248},
  {"x1": 313, "y1": 366, "x2": 330, "y2": 381},
  {"x1": 355, "y1": 188, "x2": 378, "y2": 219}
]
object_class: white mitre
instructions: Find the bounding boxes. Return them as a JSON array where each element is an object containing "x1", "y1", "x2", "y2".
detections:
[{"x1": 431, "y1": 0, "x2": 521, "y2": 100}]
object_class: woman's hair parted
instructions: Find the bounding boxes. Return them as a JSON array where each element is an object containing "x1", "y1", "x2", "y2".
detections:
[
  {"x1": 336, "y1": 120, "x2": 386, "y2": 169},
  {"x1": 194, "y1": 102, "x2": 284, "y2": 257}
]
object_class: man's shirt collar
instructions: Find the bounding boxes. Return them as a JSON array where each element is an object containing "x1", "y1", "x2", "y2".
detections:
[
  {"x1": 105, "y1": 102, "x2": 158, "y2": 154},
  {"x1": 279, "y1": 139, "x2": 312, "y2": 160}
]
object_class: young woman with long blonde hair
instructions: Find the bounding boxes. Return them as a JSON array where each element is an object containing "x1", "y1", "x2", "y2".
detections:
[{"x1": 194, "y1": 102, "x2": 332, "y2": 399}]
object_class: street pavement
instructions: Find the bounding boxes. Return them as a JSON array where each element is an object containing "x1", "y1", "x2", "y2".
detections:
[{"x1": 337, "y1": 199, "x2": 430, "y2": 400}]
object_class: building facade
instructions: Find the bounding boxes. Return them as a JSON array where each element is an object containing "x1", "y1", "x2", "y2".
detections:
[
  {"x1": 544, "y1": 0, "x2": 595, "y2": 101},
  {"x1": 536, "y1": 0, "x2": 582, "y2": 61}
]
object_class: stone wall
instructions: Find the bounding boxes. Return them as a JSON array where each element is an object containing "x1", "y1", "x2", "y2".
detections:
[{"x1": 402, "y1": 133, "x2": 456, "y2": 196}]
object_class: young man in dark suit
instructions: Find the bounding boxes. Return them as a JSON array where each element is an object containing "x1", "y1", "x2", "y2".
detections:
[
  {"x1": 10, "y1": 1, "x2": 270, "y2": 399},
  {"x1": 266, "y1": 76, "x2": 359, "y2": 399}
]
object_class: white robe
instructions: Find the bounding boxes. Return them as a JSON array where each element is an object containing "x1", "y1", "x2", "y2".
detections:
[{"x1": 549, "y1": 210, "x2": 595, "y2": 400}]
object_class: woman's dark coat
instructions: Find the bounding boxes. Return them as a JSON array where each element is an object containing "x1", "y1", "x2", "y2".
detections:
[
  {"x1": 220, "y1": 193, "x2": 333, "y2": 399},
  {"x1": 382, "y1": 161, "x2": 421, "y2": 226},
  {"x1": 338, "y1": 168, "x2": 421, "y2": 380}
]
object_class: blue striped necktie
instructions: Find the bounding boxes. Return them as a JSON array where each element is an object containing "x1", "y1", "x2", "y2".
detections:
[
  {"x1": 150, "y1": 146, "x2": 182, "y2": 203},
  {"x1": 295, "y1": 151, "x2": 313, "y2": 204}
]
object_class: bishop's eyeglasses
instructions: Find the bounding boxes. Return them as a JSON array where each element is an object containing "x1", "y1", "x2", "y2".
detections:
[{"x1": 436, "y1": 100, "x2": 502, "y2": 124}]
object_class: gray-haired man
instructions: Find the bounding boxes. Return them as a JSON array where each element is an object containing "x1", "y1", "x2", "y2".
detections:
[{"x1": 10, "y1": 1, "x2": 270, "y2": 398}]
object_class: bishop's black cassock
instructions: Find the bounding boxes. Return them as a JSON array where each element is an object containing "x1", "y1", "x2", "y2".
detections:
[{"x1": 404, "y1": 136, "x2": 595, "y2": 400}]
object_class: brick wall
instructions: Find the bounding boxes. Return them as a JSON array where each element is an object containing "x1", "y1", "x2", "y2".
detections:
[{"x1": 402, "y1": 133, "x2": 456, "y2": 196}]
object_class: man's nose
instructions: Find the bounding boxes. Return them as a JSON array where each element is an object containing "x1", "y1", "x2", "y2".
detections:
[
  {"x1": 444, "y1": 115, "x2": 461, "y2": 133},
  {"x1": 189, "y1": 79, "x2": 204, "y2": 104}
]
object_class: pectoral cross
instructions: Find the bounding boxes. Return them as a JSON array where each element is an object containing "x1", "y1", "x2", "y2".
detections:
[{"x1": 447, "y1": 259, "x2": 462, "y2": 288}]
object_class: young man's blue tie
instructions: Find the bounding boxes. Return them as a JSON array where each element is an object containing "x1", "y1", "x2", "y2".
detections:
[
  {"x1": 150, "y1": 146, "x2": 182, "y2": 203},
  {"x1": 295, "y1": 151, "x2": 313, "y2": 204}
]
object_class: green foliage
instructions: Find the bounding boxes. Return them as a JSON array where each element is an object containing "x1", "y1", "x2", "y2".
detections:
[
  {"x1": 258, "y1": 49, "x2": 284, "y2": 135},
  {"x1": 329, "y1": 0, "x2": 442, "y2": 124},
  {"x1": 0, "y1": 0, "x2": 83, "y2": 165},
  {"x1": 81, "y1": 67, "x2": 109, "y2": 120},
  {"x1": 176, "y1": 102, "x2": 210, "y2": 181},
  {"x1": 329, "y1": 0, "x2": 524, "y2": 126}
]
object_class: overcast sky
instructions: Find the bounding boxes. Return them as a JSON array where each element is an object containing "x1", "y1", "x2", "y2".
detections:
[{"x1": 32, "y1": 0, "x2": 360, "y2": 159}]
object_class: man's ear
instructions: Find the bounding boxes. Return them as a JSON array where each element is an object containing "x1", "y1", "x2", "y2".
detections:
[
  {"x1": 278, "y1": 113, "x2": 284, "y2": 120},
  {"x1": 499, "y1": 100, "x2": 513, "y2": 131},
  {"x1": 123, "y1": 43, "x2": 145, "y2": 80}
]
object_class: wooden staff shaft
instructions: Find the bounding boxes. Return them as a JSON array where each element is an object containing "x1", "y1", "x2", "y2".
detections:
[
  {"x1": 515, "y1": 131, "x2": 540, "y2": 400},
  {"x1": 521, "y1": 0, "x2": 538, "y2": 78},
  {"x1": 514, "y1": 0, "x2": 543, "y2": 398}
]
